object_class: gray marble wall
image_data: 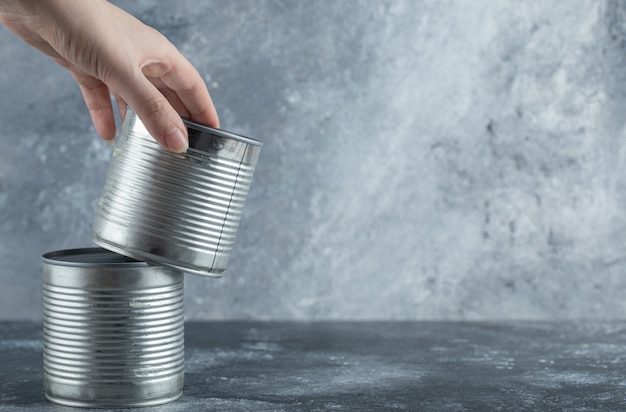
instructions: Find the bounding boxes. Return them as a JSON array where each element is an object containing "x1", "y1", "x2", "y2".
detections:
[{"x1": 1, "y1": 1, "x2": 626, "y2": 320}]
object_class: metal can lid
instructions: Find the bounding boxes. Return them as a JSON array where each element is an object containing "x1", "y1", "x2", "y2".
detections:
[
  {"x1": 182, "y1": 118, "x2": 263, "y2": 147},
  {"x1": 42, "y1": 247, "x2": 151, "y2": 268}
]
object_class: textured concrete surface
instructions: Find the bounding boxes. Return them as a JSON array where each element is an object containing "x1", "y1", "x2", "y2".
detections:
[
  {"x1": 2, "y1": 1, "x2": 626, "y2": 320},
  {"x1": 5, "y1": 321, "x2": 626, "y2": 411}
]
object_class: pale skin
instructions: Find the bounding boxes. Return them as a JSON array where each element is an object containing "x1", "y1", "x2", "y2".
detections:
[{"x1": 0, "y1": 0, "x2": 220, "y2": 152}]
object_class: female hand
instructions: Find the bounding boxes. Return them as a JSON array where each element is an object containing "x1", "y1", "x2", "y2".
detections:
[{"x1": 0, "y1": 0, "x2": 219, "y2": 152}]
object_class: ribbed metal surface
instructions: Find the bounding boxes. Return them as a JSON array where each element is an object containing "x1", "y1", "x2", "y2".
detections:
[
  {"x1": 92, "y1": 108, "x2": 262, "y2": 277},
  {"x1": 42, "y1": 248, "x2": 184, "y2": 408}
]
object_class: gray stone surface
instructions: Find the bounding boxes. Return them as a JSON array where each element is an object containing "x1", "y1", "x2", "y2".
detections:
[
  {"x1": 2, "y1": 1, "x2": 626, "y2": 320},
  {"x1": 4, "y1": 321, "x2": 626, "y2": 411}
]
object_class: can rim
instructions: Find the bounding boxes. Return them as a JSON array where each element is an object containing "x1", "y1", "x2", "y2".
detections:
[
  {"x1": 42, "y1": 247, "x2": 152, "y2": 268},
  {"x1": 182, "y1": 118, "x2": 263, "y2": 147}
]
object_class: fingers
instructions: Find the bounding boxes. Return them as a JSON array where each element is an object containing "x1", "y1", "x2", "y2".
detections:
[
  {"x1": 146, "y1": 75, "x2": 189, "y2": 119},
  {"x1": 76, "y1": 59, "x2": 218, "y2": 153},
  {"x1": 71, "y1": 71, "x2": 116, "y2": 142},
  {"x1": 116, "y1": 70, "x2": 189, "y2": 152},
  {"x1": 143, "y1": 55, "x2": 220, "y2": 129},
  {"x1": 115, "y1": 55, "x2": 219, "y2": 152}
]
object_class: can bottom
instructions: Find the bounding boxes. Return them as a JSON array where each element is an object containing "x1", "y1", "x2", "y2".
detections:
[
  {"x1": 45, "y1": 391, "x2": 183, "y2": 408},
  {"x1": 91, "y1": 235, "x2": 224, "y2": 278}
]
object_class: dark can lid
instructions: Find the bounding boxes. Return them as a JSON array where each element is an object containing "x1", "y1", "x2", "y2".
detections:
[
  {"x1": 42, "y1": 247, "x2": 151, "y2": 268},
  {"x1": 182, "y1": 118, "x2": 263, "y2": 148}
]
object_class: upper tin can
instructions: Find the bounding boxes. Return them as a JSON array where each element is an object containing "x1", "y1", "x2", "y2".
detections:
[{"x1": 91, "y1": 107, "x2": 262, "y2": 277}]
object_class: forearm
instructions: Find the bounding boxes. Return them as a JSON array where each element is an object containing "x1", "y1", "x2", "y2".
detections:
[
  {"x1": 0, "y1": 1, "x2": 85, "y2": 34},
  {"x1": 0, "y1": 0, "x2": 44, "y2": 22}
]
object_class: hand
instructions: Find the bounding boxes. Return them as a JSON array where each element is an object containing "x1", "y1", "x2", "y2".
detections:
[{"x1": 0, "y1": 0, "x2": 219, "y2": 152}]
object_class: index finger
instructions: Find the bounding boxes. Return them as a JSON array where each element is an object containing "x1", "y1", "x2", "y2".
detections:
[{"x1": 142, "y1": 53, "x2": 219, "y2": 129}]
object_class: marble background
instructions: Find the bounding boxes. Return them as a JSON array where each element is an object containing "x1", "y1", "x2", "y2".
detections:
[{"x1": 1, "y1": 1, "x2": 626, "y2": 320}]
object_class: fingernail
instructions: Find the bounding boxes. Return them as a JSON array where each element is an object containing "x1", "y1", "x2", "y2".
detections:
[
  {"x1": 104, "y1": 138, "x2": 115, "y2": 147},
  {"x1": 165, "y1": 128, "x2": 188, "y2": 153}
]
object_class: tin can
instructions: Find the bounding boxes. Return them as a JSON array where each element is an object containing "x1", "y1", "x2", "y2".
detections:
[
  {"x1": 42, "y1": 248, "x2": 185, "y2": 408},
  {"x1": 91, "y1": 107, "x2": 262, "y2": 277}
]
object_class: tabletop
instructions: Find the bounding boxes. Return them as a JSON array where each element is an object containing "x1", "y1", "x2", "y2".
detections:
[{"x1": 2, "y1": 320, "x2": 626, "y2": 411}]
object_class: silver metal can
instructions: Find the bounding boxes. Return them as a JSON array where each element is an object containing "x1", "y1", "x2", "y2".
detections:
[
  {"x1": 42, "y1": 248, "x2": 185, "y2": 408},
  {"x1": 91, "y1": 107, "x2": 263, "y2": 277}
]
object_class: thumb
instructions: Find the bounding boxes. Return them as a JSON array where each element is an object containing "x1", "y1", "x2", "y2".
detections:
[{"x1": 118, "y1": 75, "x2": 188, "y2": 153}]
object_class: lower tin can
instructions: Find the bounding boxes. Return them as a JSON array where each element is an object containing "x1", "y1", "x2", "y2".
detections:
[
  {"x1": 42, "y1": 248, "x2": 185, "y2": 408},
  {"x1": 91, "y1": 107, "x2": 263, "y2": 277}
]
